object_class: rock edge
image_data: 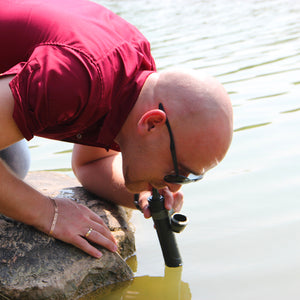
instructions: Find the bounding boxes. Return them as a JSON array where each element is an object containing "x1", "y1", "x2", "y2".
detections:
[{"x1": 0, "y1": 172, "x2": 135, "y2": 299}]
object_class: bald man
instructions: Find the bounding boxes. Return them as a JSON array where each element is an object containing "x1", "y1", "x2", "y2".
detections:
[{"x1": 0, "y1": 0, "x2": 233, "y2": 258}]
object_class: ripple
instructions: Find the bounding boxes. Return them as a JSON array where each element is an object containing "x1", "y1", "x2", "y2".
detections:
[
  {"x1": 248, "y1": 92, "x2": 288, "y2": 101},
  {"x1": 53, "y1": 149, "x2": 73, "y2": 155},
  {"x1": 280, "y1": 108, "x2": 300, "y2": 114},
  {"x1": 234, "y1": 122, "x2": 272, "y2": 132}
]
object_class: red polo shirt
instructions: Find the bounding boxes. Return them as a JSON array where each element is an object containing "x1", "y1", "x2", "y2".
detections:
[{"x1": 0, "y1": 0, "x2": 156, "y2": 150}]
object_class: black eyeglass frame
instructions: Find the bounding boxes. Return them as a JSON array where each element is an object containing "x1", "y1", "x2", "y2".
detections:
[{"x1": 159, "y1": 103, "x2": 203, "y2": 184}]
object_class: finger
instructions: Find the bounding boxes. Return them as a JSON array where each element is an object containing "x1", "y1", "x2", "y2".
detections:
[
  {"x1": 138, "y1": 192, "x2": 150, "y2": 210},
  {"x1": 138, "y1": 192, "x2": 152, "y2": 218},
  {"x1": 142, "y1": 206, "x2": 151, "y2": 219},
  {"x1": 89, "y1": 211, "x2": 107, "y2": 226},
  {"x1": 159, "y1": 188, "x2": 174, "y2": 211},
  {"x1": 173, "y1": 191, "x2": 184, "y2": 212},
  {"x1": 72, "y1": 235, "x2": 103, "y2": 259},
  {"x1": 81, "y1": 205, "x2": 117, "y2": 245},
  {"x1": 89, "y1": 221, "x2": 118, "y2": 245},
  {"x1": 77, "y1": 204, "x2": 108, "y2": 227},
  {"x1": 85, "y1": 228, "x2": 118, "y2": 253}
]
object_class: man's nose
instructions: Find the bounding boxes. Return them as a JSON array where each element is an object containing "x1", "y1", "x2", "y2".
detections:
[{"x1": 167, "y1": 183, "x2": 182, "y2": 193}]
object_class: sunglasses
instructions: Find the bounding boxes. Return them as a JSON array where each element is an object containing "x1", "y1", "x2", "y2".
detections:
[{"x1": 159, "y1": 103, "x2": 203, "y2": 185}]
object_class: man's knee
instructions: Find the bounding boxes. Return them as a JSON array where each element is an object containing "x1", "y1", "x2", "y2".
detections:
[{"x1": 0, "y1": 139, "x2": 31, "y2": 179}]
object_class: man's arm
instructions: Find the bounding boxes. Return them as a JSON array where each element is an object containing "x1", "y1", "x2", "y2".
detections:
[
  {"x1": 0, "y1": 76, "x2": 117, "y2": 258},
  {"x1": 72, "y1": 144, "x2": 184, "y2": 218},
  {"x1": 72, "y1": 145, "x2": 136, "y2": 208}
]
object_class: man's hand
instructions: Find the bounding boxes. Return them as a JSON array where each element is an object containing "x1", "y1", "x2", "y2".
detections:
[
  {"x1": 0, "y1": 158, "x2": 118, "y2": 259},
  {"x1": 42, "y1": 197, "x2": 118, "y2": 258},
  {"x1": 136, "y1": 188, "x2": 184, "y2": 218},
  {"x1": 0, "y1": 76, "x2": 117, "y2": 258},
  {"x1": 72, "y1": 145, "x2": 184, "y2": 219}
]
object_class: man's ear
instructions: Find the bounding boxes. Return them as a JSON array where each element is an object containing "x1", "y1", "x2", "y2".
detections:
[{"x1": 137, "y1": 109, "x2": 166, "y2": 135}]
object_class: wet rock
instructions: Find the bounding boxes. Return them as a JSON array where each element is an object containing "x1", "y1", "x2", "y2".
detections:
[{"x1": 0, "y1": 172, "x2": 135, "y2": 299}]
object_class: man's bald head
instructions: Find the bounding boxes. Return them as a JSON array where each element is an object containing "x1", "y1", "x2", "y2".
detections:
[
  {"x1": 153, "y1": 69, "x2": 233, "y2": 173},
  {"x1": 115, "y1": 69, "x2": 233, "y2": 191}
]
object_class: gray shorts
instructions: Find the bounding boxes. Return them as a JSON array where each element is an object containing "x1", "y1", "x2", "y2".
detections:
[{"x1": 0, "y1": 139, "x2": 31, "y2": 179}]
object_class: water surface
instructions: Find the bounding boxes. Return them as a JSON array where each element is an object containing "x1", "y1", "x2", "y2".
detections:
[{"x1": 28, "y1": 0, "x2": 300, "y2": 299}]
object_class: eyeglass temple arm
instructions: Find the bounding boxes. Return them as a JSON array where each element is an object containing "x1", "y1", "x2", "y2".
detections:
[{"x1": 158, "y1": 103, "x2": 179, "y2": 175}]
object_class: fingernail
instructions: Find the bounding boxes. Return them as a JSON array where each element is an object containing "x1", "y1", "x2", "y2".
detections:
[
  {"x1": 112, "y1": 244, "x2": 118, "y2": 252},
  {"x1": 95, "y1": 251, "x2": 103, "y2": 259}
]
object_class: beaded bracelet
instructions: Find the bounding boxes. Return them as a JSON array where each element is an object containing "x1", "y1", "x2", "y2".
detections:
[{"x1": 48, "y1": 197, "x2": 58, "y2": 236}]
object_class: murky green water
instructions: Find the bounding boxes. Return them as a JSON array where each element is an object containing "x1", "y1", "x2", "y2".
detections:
[{"x1": 28, "y1": 0, "x2": 300, "y2": 299}]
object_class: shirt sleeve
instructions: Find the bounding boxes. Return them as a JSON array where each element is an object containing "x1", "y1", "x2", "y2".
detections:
[{"x1": 9, "y1": 44, "x2": 100, "y2": 141}]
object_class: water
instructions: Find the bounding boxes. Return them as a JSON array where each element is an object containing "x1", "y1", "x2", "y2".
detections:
[{"x1": 27, "y1": 0, "x2": 300, "y2": 299}]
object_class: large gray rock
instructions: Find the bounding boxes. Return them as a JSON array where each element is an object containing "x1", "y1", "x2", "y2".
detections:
[{"x1": 0, "y1": 172, "x2": 135, "y2": 299}]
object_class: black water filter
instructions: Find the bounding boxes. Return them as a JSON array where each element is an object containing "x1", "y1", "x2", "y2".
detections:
[{"x1": 148, "y1": 188, "x2": 183, "y2": 267}]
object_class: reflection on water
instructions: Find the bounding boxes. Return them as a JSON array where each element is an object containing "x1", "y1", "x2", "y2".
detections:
[
  {"x1": 28, "y1": 0, "x2": 300, "y2": 299},
  {"x1": 104, "y1": 268, "x2": 191, "y2": 300},
  {"x1": 281, "y1": 107, "x2": 300, "y2": 114},
  {"x1": 82, "y1": 257, "x2": 191, "y2": 300},
  {"x1": 234, "y1": 122, "x2": 271, "y2": 132}
]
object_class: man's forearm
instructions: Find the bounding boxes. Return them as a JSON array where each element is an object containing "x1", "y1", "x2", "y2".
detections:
[
  {"x1": 73, "y1": 153, "x2": 135, "y2": 208},
  {"x1": 0, "y1": 159, "x2": 53, "y2": 232}
]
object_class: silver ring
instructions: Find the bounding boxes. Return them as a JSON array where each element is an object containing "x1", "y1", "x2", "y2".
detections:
[{"x1": 85, "y1": 228, "x2": 93, "y2": 238}]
